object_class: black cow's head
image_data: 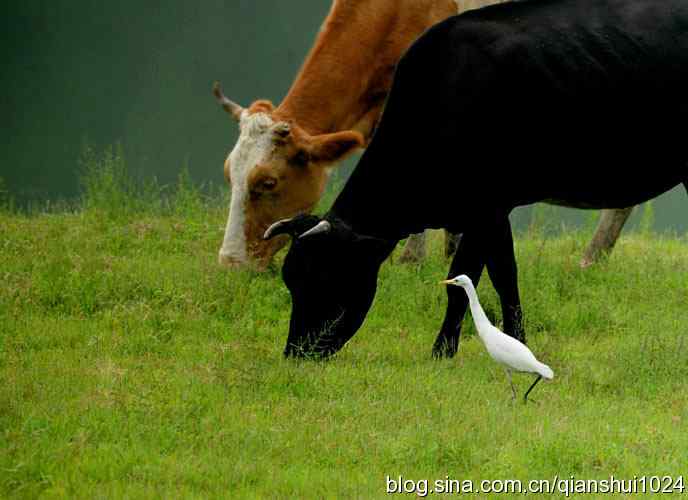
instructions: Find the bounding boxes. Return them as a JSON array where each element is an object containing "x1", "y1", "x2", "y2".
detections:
[{"x1": 264, "y1": 214, "x2": 394, "y2": 358}]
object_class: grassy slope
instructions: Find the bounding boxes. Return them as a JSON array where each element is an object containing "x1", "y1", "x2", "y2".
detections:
[{"x1": 1, "y1": 187, "x2": 687, "y2": 498}]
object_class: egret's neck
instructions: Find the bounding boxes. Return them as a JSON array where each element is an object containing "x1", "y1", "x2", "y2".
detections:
[{"x1": 461, "y1": 282, "x2": 491, "y2": 333}]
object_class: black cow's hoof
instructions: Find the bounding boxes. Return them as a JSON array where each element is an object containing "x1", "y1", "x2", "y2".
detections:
[{"x1": 431, "y1": 337, "x2": 458, "y2": 359}]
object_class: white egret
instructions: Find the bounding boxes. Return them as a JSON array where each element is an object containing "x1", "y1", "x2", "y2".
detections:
[{"x1": 440, "y1": 274, "x2": 554, "y2": 402}]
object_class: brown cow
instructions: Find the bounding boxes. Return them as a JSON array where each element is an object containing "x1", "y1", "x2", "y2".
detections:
[{"x1": 213, "y1": 0, "x2": 491, "y2": 270}]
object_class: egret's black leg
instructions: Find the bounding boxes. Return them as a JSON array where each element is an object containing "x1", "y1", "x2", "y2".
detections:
[
  {"x1": 433, "y1": 229, "x2": 486, "y2": 358},
  {"x1": 524, "y1": 375, "x2": 542, "y2": 403},
  {"x1": 485, "y1": 216, "x2": 525, "y2": 344}
]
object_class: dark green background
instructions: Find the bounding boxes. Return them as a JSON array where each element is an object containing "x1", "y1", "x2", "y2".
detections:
[
  {"x1": 2, "y1": 1, "x2": 686, "y2": 232},
  {"x1": 2, "y1": 1, "x2": 332, "y2": 202}
]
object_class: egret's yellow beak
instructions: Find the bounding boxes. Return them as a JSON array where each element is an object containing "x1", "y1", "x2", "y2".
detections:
[{"x1": 439, "y1": 279, "x2": 453, "y2": 285}]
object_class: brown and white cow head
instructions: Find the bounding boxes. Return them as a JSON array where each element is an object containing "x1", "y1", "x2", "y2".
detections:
[{"x1": 213, "y1": 83, "x2": 364, "y2": 270}]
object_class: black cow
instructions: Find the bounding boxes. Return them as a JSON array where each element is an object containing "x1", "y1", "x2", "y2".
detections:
[{"x1": 265, "y1": 0, "x2": 688, "y2": 358}]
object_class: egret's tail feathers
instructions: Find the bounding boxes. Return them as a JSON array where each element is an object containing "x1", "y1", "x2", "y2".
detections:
[{"x1": 537, "y1": 362, "x2": 554, "y2": 380}]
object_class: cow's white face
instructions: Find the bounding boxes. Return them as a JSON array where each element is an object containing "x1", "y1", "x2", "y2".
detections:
[
  {"x1": 219, "y1": 110, "x2": 282, "y2": 269},
  {"x1": 214, "y1": 89, "x2": 365, "y2": 270}
]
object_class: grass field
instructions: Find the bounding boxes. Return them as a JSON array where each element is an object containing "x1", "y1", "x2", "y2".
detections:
[{"x1": 1, "y1": 159, "x2": 687, "y2": 498}]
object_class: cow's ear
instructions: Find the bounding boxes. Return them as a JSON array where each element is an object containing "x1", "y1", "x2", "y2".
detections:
[
  {"x1": 355, "y1": 233, "x2": 395, "y2": 260},
  {"x1": 307, "y1": 130, "x2": 364, "y2": 164}
]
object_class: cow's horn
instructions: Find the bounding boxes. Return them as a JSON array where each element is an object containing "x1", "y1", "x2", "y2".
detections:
[
  {"x1": 299, "y1": 220, "x2": 332, "y2": 239},
  {"x1": 264, "y1": 218, "x2": 295, "y2": 240},
  {"x1": 213, "y1": 81, "x2": 244, "y2": 121}
]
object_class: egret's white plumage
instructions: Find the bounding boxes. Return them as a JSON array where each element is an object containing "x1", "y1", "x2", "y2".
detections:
[{"x1": 441, "y1": 274, "x2": 553, "y2": 402}]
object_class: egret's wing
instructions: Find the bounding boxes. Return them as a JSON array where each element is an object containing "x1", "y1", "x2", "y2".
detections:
[{"x1": 483, "y1": 326, "x2": 540, "y2": 373}]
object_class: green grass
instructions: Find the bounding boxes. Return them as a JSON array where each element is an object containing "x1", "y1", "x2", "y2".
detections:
[{"x1": 1, "y1": 161, "x2": 688, "y2": 498}]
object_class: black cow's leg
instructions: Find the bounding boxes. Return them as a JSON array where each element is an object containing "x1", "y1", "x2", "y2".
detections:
[
  {"x1": 432, "y1": 229, "x2": 486, "y2": 358},
  {"x1": 484, "y1": 216, "x2": 525, "y2": 343}
]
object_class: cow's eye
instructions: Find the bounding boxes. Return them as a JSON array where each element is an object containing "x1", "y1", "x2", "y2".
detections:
[{"x1": 261, "y1": 178, "x2": 277, "y2": 191}]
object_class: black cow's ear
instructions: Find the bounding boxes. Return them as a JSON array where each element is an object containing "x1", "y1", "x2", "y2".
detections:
[
  {"x1": 353, "y1": 233, "x2": 396, "y2": 263},
  {"x1": 263, "y1": 215, "x2": 322, "y2": 240}
]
